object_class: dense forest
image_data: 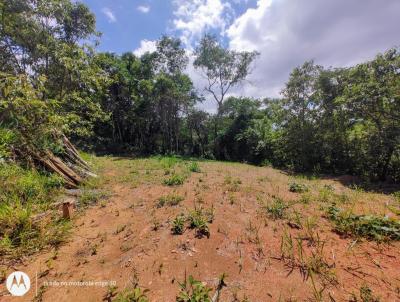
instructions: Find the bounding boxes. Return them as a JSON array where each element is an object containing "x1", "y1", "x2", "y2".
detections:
[{"x1": 1, "y1": 0, "x2": 399, "y2": 183}]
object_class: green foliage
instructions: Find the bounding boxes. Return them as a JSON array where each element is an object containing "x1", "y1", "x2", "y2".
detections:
[
  {"x1": 113, "y1": 287, "x2": 149, "y2": 302},
  {"x1": 1, "y1": 0, "x2": 400, "y2": 186},
  {"x1": 265, "y1": 197, "x2": 288, "y2": 220},
  {"x1": 171, "y1": 215, "x2": 186, "y2": 235},
  {"x1": 163, "y1": 174, "x2": 186, "y2": 186},
  {"x1": 187, "y1": 207, "x2": 213, "y2": 238},
  {"x1": 0, "y1": 164, "x2": 63, "y2": 205},
  {"x1": 1, "y1": 0, "x2": 108, "y2": 142},
  {"x1": 0, "y1": 163, "x2": 69, "y2": 256},
  {"x1": 393, "y1": 191, "x2": 400, "y2": 203},
  {"x1": 188, "y1": 162, "x2": 201, "y2": 173},
  {"x1": 159, "y1": 156, "x2": 182, "y2": 169},
  {"x1": 194, "y1": 34, "x2": 259, "y2": 114},
  {"x1": 176, "y1": 275, "x2": 212, "y2": 302},
  {"x1": 289, "y1": 182, "x2": 309, "y2": 193},
  {"x1": 327, "y1": 205, "x2": 400, "y2": 241},
  {"x1": 0, "y1": 127, "x2": 15, "y2": 160},
  {"x1": 157, "y1": 193, "x2": 184, "y2": 207}
]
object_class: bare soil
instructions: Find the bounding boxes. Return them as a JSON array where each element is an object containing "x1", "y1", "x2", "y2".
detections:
[{"x1": 1, "y1": 157, "x2": 399, "y2": 301}]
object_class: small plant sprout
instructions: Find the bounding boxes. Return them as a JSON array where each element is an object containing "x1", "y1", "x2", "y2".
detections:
[
  {"x1": 176, "y1": 274, "x2": 212, "y2": 302},
  {"x1": 171, "y1": 214, "x2": 186, "y2": 235}
]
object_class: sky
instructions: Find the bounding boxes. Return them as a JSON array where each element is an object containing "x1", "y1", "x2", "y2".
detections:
[{"x1": 81, "y1": 0, "x2": 400, "y2": 112}]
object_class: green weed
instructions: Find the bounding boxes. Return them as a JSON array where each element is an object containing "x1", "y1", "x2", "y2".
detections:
[
  {"x1": 289, "y1": 182, "x2": 309, "y2": 193},
  {"x1": 188, "y1": 162, "x2": 201, "y2": 173},
  {"x1": 0, "y1": 164, "x2": 69, "y2": 257},
  {"x1": 176, "y1": 275, "x2": 212, "y2": 302},
  {"x1": 159, "y1": 156, "x2": 182, "y2": 169},
  {"x1": 113, "y1": 286, "x2": 149, "y2": 302},
  {"x1": 163, "y1": 174, "x2": 186, "y2": 186},
  {"x1": 171, "y1": 215, "x2": 186, "y2": 235},
  {"x1": 157, "y1": 193, "x2": 184, "y2": 207},
  {"x1": 187, "y1": 207, "x2": 213, "y2": 238},
  {"x1": 327, "y1": 205, "x2": 400, "y2": 241},
  {"x1": 265, "y1": 197, "x2": 289, "y2": 220}
]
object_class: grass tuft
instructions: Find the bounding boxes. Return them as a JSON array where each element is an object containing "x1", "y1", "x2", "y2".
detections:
[
  {"x1": 265, "y1": 197, "x2": 289, "y2": 220},
  {"x1": 163, "y1": 174, "x2": 186, "y2": 186},
  {"x1": 157, "y1": 193, "x2": 184, "y2": 208}
]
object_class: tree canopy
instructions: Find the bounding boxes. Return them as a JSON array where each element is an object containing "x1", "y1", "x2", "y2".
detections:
[{"x1": 1, "y1": 0, "x2": 399, "y2": 183}]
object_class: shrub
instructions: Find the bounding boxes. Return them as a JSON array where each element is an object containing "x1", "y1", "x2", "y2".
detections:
[
  {"x1": 163, "y1": 174, "x2": 185, "y2": 186},
  {"x1": 289, "y1": 182, "x2": 309, "y2": 193},
  {"x1": 327, "y1": 205, "x2": 400, "y2": 241}
]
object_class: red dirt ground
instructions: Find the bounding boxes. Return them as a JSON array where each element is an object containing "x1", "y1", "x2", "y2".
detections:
[{"x1": 1, "y1": 157, "x2": 399, "y2": 301}]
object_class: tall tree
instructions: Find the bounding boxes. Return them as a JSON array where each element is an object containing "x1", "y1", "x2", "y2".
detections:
[{"x1": 194, "y1": 34, "x2": 259, "y2": 116}]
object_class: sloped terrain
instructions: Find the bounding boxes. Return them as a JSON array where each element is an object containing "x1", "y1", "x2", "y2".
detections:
[{"x1": 1, "y1": 156, "x2": 399, "y2": 301}]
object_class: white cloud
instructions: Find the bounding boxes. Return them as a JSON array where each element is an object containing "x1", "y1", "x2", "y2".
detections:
[
  {"x1": 133, "y1": 40, "x2": 157, "y2": 56},
  {"x1": 137, "y1": 5, "x2": 150, "y2": 14},
  {"x1": 172, "y1": 0, "x2": 233, "y2": 47},
  {"x1": 225, "y1": 0, "x2": 400, "y2": 98},
  {"x1": 101, "y1": 7, "x2": 116, "y2": 23}
]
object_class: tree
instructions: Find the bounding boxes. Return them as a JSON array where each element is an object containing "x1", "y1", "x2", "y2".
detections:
[
  {"x1": 0, "y1": 0, "x2": 101, "y2": 185},
  {"x1": 194, "y1": 34, "x2": 259, "y2": 116},
  {"x1": 340, "y1": 48, "x2": 400, "y2": 181},
  {"x1": 280, "y1": 61, "x2": 322, "y2": 171}
]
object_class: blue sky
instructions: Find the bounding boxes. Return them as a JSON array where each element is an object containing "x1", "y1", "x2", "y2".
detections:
[
  {"x1": 80, "y1": 0, "x2": 400, "y2": 111},
  {"x1": 81, "y1": 0, "x2": 256, "y2": 54}
]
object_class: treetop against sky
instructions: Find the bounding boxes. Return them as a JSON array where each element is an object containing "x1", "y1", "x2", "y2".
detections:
[{"x1": 82, "y1": 0, "x2": 400, "y2": 110}]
